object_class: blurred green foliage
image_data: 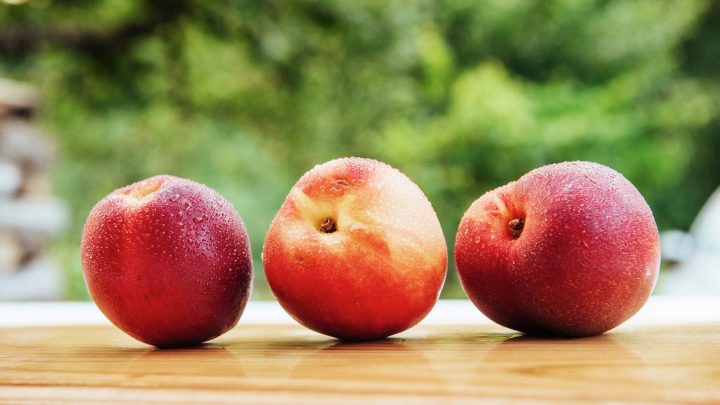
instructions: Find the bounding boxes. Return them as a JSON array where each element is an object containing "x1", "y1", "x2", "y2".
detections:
[{"x1": 1, "y1": 0, "x2": 718, "y2": 299}]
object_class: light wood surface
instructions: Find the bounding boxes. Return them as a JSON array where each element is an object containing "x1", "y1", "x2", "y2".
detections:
[{"x1": 1, "y1": 302, "x2": 719, "y2": 404}]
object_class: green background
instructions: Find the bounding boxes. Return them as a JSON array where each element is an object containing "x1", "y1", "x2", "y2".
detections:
[{"x1": 1, "y1": 0, "x2": 718, "y2": 299}]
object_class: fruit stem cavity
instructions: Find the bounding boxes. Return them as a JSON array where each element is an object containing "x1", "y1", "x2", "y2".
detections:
[
  {"x1": 319, "y1": 217, "x2": 337, "y2": 233},
  {"x1": 122, "y1": 178, "x2": 164, "y2": 202},
  {"x1": 509, "y1": 218, "x2": 524, "y2": 239}
]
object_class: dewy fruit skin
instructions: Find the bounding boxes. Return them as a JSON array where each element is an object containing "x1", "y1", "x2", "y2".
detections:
[
  {"x1": 263, "y1": 157, "x2": 448, "y2": 341},
  {"x1": 81, "y1": 175, "x2": 253, "y2": 347},
  {"x1": 455, "y1": 161, "x2": 660, "y2": 337}
]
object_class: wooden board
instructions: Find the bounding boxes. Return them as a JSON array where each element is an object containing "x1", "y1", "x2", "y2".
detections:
[{"x1": 1, "y1": 321, "x2": 718, "y2": 404}]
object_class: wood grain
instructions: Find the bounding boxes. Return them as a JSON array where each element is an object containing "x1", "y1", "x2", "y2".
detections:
[{"x1": 1, "y1": 322, "x2": 718, "y2": 404}]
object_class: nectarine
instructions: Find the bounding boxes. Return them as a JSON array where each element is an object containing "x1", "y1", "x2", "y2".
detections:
[
  {"x1": 81, "y1": 175, "x2": 253, "y2": 347},
  {"x1": 263, "y1": 158, "x2": 447, "y2": 341},
  {"x1": 455, "y1": 161, "x2": 660, "y2": 337}
]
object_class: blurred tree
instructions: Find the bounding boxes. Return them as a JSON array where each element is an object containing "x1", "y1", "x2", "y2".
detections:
[{"x1": 0, "y1": 0, "x2": 718, "y2": 298}]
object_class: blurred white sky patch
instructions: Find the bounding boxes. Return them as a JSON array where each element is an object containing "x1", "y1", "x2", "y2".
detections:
[{"x1": 660, "y1": 187, "x2": 720, "y2": 295}]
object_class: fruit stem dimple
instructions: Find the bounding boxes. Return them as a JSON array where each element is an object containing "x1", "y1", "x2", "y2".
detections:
[
  {"x1": 126, "y1": 179, "x2": 164, "y2": 200},
  {"x1": 319, "y1": 217, "x2": 337, "y2": 233},
  {"x1": 509, "y1": 218, "x2": 524, "y2": 239}
]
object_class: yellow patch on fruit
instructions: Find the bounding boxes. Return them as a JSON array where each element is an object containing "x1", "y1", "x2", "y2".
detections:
[
  {"x1": 116, "y1": 178, "x2": 165, "y2": 207},
  {"x1": 466, "y1": 183, "x2": 515, "y2": 224}
]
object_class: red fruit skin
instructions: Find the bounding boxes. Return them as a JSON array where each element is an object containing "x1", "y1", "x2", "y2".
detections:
[
  {"x1": 263, "y1": 158, "x2": 447, "y2": 341},
  {"x1": 80, "y1": 175, "x2": 253, "y2": 347},
  {"x1": 455, "y1": 162, "x2": 660, "y2": 337}
]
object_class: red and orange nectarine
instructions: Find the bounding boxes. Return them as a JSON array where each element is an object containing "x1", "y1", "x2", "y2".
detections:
[{"x1": 263, "y1": 157, "x2": 447, "y2": 341}]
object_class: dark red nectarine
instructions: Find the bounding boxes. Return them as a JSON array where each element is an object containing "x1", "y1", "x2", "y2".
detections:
[
  {"x1": 81, "y1": 175, "x2": 253, "y2": 347},
  {"x1": 455, "y1": 161, "x2": 660, "y2": 337}
]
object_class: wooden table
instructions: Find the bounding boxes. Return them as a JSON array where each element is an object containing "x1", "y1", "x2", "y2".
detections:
[{"x1": 1, "y1": 298, "x2": 718, "y2": 404}]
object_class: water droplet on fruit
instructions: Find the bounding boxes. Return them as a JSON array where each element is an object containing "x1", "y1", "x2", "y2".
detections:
[
  {"x1": 193, "y1": 215, "x2": 206, "y2": 224},
  {"x1": 176, "y1": 211, "x2": 184, "y2": 219},
  {"x1": 170, "y1": 193, "x2": 180, "y2": 202}
]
